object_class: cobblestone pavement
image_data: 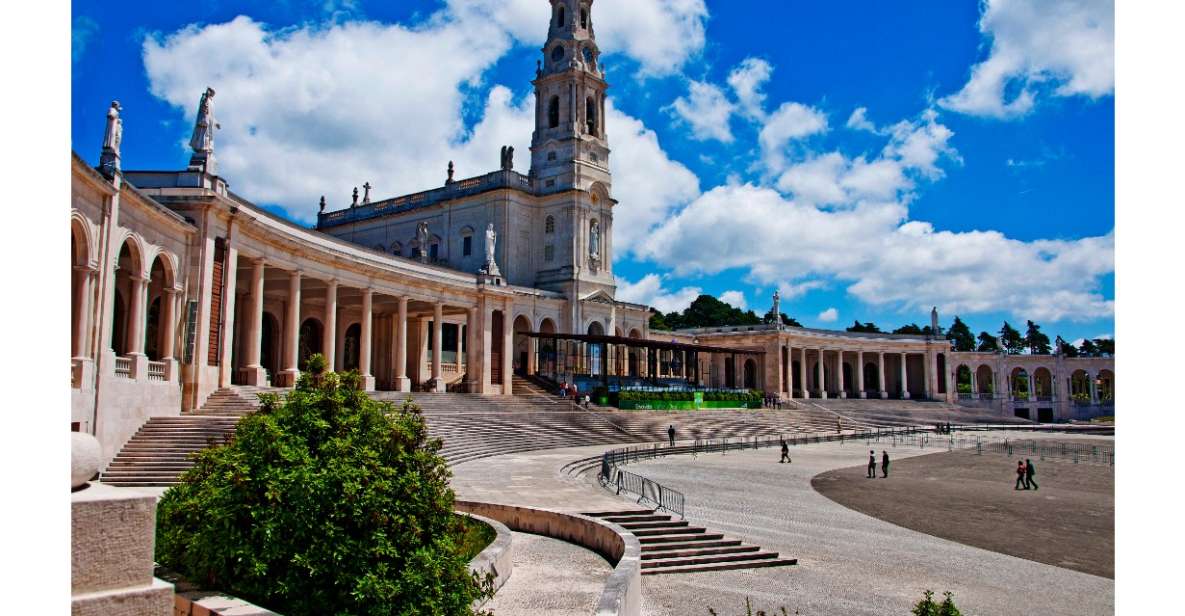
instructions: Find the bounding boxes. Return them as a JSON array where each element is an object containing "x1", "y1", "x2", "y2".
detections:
[
  {"x1": 453, "y1": 432, "x2": 1113, "y2": 616},
  {"x1": 482, "y1": 531, "x2": 612, "y2": 616}
]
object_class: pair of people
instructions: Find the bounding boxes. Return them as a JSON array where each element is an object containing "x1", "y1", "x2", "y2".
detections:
[
  {"x1": 867, "y1": 450, "x2": 889, "y2": 478},
  {"x1": 1014, "y1": 459, "x2": 1038, "y2": 490}
]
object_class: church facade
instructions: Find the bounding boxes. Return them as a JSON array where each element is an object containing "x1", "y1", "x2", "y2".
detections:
[{"x1": 68, "y1": 0, "x2": 1113, "y2": 466}]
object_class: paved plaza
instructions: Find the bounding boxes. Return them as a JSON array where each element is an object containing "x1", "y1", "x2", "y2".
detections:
[{"x1": 452, "y1": 432, "x2": 1114, "y2": 616}]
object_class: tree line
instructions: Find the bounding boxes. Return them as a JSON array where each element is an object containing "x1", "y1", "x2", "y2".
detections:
[{"x1": 649, "y1": 295, "x2": 1113, "y2": 358}]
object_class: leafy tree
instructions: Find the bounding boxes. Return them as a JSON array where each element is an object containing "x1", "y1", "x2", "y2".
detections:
[
  {"x1": 946, "y1": 316, "x2": 975, "y2": 352},
  {"x1": 1078, "y1": 338, "x2": 1099, "y2": 357},
  {"x1": 1095, "y1": 337, "x2": 1114, "y2": 356},
  {"x1": 1057, "y1": 337, "x2": 1079, "y2": 357},
  {"x1": 155, "y1": 356, "x2": 490, "y2": 616},
  {"x1": 1024, "y1": 320, "x2": 1052, "y2": 355},
  {"x1": 650, "y1": 294, "x2": 784, "y2": 331},
  {"x1": 893, "y1": 323, "x2": 925, "y2": 335},
  {"x1": 649, "y1": 310, "x2": 672, "y2": 331},
  {"x1": 999, "y1": 321, "x2": 1025, "y2": 354},
  {"x1": 847, "y1": 320, "x2": 883, "y2": 333},
  {"x1": 976, "y1": 331, "x2": 1000, "y2": 352}
]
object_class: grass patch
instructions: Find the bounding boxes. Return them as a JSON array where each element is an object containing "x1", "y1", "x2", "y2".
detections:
[{"x1": 454, "y1": 514, "x2": 496, "y2": 562}]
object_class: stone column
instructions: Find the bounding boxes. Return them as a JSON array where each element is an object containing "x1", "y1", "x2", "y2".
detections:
[
  {"x1": 502, "y1": 304, "x2": 514, "y2": 395},
  {"x1": 878, "y1": 352, "x2": 888, "y2": 399},
  {"x1": 1089, "y1": 373, "x2": 1099, "y2": 405},
  {"x1": 242, "y1": 258, "x2": 267, "y2": 385},
  {"x1": 900, "y1": 352, "x2": 910, "y2": 399},
  {"x1": 218, "y1": 242, "x2": 239, "y2": 387},
  {"x1": 279, "y1": 269, "x2": 301, "y2": 386},
  {"x1": 465, "y1": 306, "x2": 481, "y2": 392},
  {"x1": 1028, "y1": 368, "x2": 1036, "y2": 402},
  {"x1": 431, "y1": 302, "x2": 445, "y2": 392},
  {"x1": 970, "y1": 369, "x2": 979, "y2": 399},
  {"x1": 816, "y1": 349, "x2": 827, "y2": 399},
  {"x1": 359, "y1": 289, "x2": 375, "y2": 391},
  {"x1": 798, "y1": 347, "x2": 809, "y2": 399},
  {"x1": 856, "y1": 351, "x2": 866, "y2": 398},
  {"x1": 322, "y1": 280, "x2": 337, "y2": 372},
  {"x1": 394, "y1": 297, "x2": 410, "y2": 392},
  {"x1": 837, "y1": 350, "x2": 846, "y2": 398},
  {"x1": 127, "y1": 275, "x2": 148, "y2": 356},
  {"x1": 160, "y1": 288, "x2": 179, "y2": 381}
]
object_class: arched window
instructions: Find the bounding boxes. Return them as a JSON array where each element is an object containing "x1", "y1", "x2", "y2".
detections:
[
  {"x1": 460, "y1": 226, "x2": 474, "y2": 257},
  {"x1": 586, "y1": 96, "x2": 597, "y2": 136},
  {"x1": 429, "y1": 236, "x2": 441, "y2": 261},
  {"x1": 548, "y1": 96, "x2": 560, "y2": 129},
  {"x1": 557, "y1": 6, "x2": 566, "y2": 28},
  {"x1": 551, "y1": 45, "x2": 564, "y2": 63},
  {"x1": 581, "y1": 8, "x2": 588, "y2": 29},
  {"x1": 545, "y1": 216, "x2": 555, "y2": 234}
]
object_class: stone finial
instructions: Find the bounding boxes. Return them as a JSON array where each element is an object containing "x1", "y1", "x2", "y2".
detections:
[
  {"x1": 362, "y1": 182, "x2": 372, "y2": 204},
  {"x1": 99, "y1": 100, "x2": 123, "y2": 177},
  {"x1": 319, "y1": 195, "x2": 326, "y2": 213},
  {"x1": 71, "y1": 432, "x2": 101, "y2": 490},
  {"x1": 447, "y1": 160, "x2": 455, "y2": 184},
  {"x1": 187, "y1": 87, "x2": 220, "y2": 175},
  {"x1": 351, "y1": 187, "x2": 359, "y2": 207}
]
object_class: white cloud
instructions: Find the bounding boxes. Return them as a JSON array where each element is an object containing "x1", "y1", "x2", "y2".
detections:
[
  {"x1": 939, "y1": 0, "x2": 1114, "y2": 119},
  {"x1": 616, "y1": 274, "x2": 701, "y2": 313},
  {"x1": 669, "y1": 80, "x2": 735, "y2": 143},
  {"x1": 727, "y1": 57, "x2": 773, "y2": 120},
  {"x1": 719, "y1": 290, "x2": 747, "y2": 310},
  {"x1": 758, "y1": 102, "x2": 829, "y2": 173},
  {"x1": 845, "y1": 107, "x2": 877, "y2": 132},
  {"x1": 778, "y1": 279, "x2": 827, "y2": 301},
  {"x1": 818, "y1": 307, "x2": 839, "y2": 323},
  {"x1": 639, "y1": 181, "x2": 1114, "y2": 323},
  {"x1": 448, "y1": 0, "x2": 708, "y2": 77},
  {"x1": 141, "y1": 12, "x2": 699, "y2": 242}
]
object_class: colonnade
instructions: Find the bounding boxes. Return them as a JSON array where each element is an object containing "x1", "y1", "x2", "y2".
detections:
[{"x1": 773, "y1": 344, "x2": 945, "y2": 401}]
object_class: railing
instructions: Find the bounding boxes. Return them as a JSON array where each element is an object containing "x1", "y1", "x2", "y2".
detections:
[
  {"x1": 114, "y1": 356, "x2": 132, "y2": 379},
  {"x1": 602, "y1": 463, "x2": 685, "y2": 518},
  {"x1": 147, "y1": 361, "x2": 166, "y2": 382},
  {"x1": 317, "y1": 169, "x2": 533, "y2": 228}
]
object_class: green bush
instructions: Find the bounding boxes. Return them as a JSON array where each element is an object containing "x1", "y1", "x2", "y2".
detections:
[
  {"x1": 155, "y1": 355, "x2": 490, "y2": 615},
  {"x1": 912, "y1": 590, "x2": 962, "y2": 616}
]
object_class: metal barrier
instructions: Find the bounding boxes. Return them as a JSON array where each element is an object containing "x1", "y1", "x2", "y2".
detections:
[{"x1": 603, "y1": 463, "x2": 685, "y2": 518}]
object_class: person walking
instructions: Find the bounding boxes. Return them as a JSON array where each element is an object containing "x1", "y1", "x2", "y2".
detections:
[
  {"x1": 1025, "y1": 458, "x2": 1038, "y2": 490},
  {"x1": 1015, "y1": 460, "x2": 1027, "y2": 490},
  {"x1": 559, "y1": 382, "x2": 568, "y2": 399},
  {"x1": 881, "y1": 450, "x2": 890, "y2": 478},
  {"x1": 867, "y1": 450, "x2": 876, "y2": 478},
  {"x1": 780, "y1": 439, "x2": 792, "y2": 463},
  {"x1": 668, "y1": 425, "x2": 676, "y2": 447}
]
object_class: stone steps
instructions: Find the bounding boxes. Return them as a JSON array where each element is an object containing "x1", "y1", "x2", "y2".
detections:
[{"x1": 585, "y1": 510, "x2": 796, "y2": 576}]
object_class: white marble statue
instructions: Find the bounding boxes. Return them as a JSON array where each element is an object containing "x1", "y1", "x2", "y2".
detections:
[
  {"x1": 771, "y1": 290, "x2": 781, "y2": 327},
  {"x1": 416, "y1": 222, "x2": 431, "y2": 262},
  {"x1": 189, "y1": 87, "x2": 219, "y2": 154},
  {"x1": 483, "y1": 223, "x2": 501, "y2": 276},
  {"x1": 99, "y1": 101, "x2": 122, "y2": 174},
  {"x1": 589, "y1": 219, "x2": 600, "y2": 261}
]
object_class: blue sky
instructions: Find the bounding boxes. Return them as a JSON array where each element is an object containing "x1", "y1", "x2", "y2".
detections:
[{"x1": 71, "y1": 0, "x2": 1114, "y2": 346}]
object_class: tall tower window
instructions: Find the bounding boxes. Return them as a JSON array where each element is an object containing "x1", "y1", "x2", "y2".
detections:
[
  {"x1": 586, "y1": 96, "x2": 598, "y2": 136},
  {"x1": 545, "y1": 216, "x2": 555, "y2": 234},
  {"x1": 551, "y1": 45, "x2": 565, "y2": 63},
  {"x1": 581, "y1": 8, "x2": 588, "y2": 29},
  {"x1": 548, "y1": 96, "x2": 560, "y2": 128},
  {"x1": 557, "y1": 6, "x2": 566, "y2": 28}
]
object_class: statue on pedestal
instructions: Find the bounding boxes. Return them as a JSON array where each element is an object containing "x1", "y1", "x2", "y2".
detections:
[
  {"x1": 500, "y1": 146, "x2": 515, "y2": 171},
  {"x1": 187, "y1": 87, "x2": 220, "y2": 174},
  {"x1": 481, "y1": 223, "x2": 501, "y2": 276},
  {"x1": 446, "y1": 161, "x2": 455, "y2": 184},
  {"x1": 362, "y1": 182, "x2": 372, "y2": 204},
  {"x1": 416, "y1": 222, "x2": 431, "y2": 263},
  {"x1": 589, "y1": 219, "x2": 601, "y2": 262},
  {"x1": 99, "y1": 100, "x2": 122, "y2": 176},
  {"x1": 771, "y1": 291, "x2": 782, "y2": 328}
]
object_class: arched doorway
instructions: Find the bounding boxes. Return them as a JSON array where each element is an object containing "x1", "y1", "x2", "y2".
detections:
[
  {"x1": 743, "y1": 358, "x2": 757, "y2": 390},
  {"x1": 513, "y1": 315, "x2": 533, "y2": 376},
  {"x1": 298, "y1": 318, "x2": 323, "y2": 369},
  {"x1": 1032, "y1": 367, "x2": 1053, "y2": 400},
  {"x1": 586, "y1": 321, "x2": 604, "y2": 376},
  {"x1": 1070, "y1": 369, "x2": 1091, "y2": 403},
  {"x1": 1097, "y1": 369, "x2": 1114, "y2": 403},
  {"x1": 1010, "y1": 367, "x2": 1030, "y2": 401},
  {"x1": 976, "y1": 365, "x2": 994, "y2": 397},
  {"x1": 145, "y1": 254, "x2": 175, "y2": 361},
  {"x1": 343, "y1": 323, "x2": 361, "y2": 371},
  {"x1": 71, "y1": 222, "x2": 91, "y2": 357},
  {"x1": 863, "y1": 362, "x2": 879, "y2": 395},
  {"x1": 111, "y1": 238, "x2": 143, "y2": 355},
  {"x1": 538, "y1": 318, "x2": 557, "y2": 377},
  {"x1": 956, "y1": 365, "x2": 972, "y2": 397},
  {"x1": 260, "y1": 313, "x2": 280, "y2": 379}
]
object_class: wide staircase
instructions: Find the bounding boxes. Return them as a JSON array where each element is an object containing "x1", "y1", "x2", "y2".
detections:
[
  {"x1": 584, "y1": 510, "x2": 797, "y2": 575},
  {"x1": 100, "y1": 387, "x2": 1026, "y2": 488}
]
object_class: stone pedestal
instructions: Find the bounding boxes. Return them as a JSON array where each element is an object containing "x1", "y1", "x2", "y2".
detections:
[
  {"x1": 429, "y1": 378, "x2": 447, "y2": 393},
  {"x1": 859, "y1": 391, "x2": 867, "y2": 399},
  {"x1": 393, "y1": 376, "x2": 412, "y2": 392},
  {"x1": 129, "y1": 353, "x2": 149, "y2": 380},
  {"x1": 72, "y1": 483, "x2": 172, "y2": 616},
  {"x1": 275, "y1": 370, "x2": 300, "y2": 388},
  {"x1": 241, "y1": 365, "x2": 269, "y2": 386},
  {"x1": 360, "y1": 375, "x2": 376, "y2": 392}
]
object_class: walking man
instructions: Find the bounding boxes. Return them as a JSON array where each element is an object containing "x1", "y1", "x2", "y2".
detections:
[
  {"x1": 881, "y1": 450, "x2": 890, "y2": 478},
  {"x1": 1025, "y1": 458, "x2": 1038, "y2": 490},
  {"x1": 780, "y1": 439, "x2": 792, "y2": 463},
  {"x1": 867, "y1": 450, "x2": 876, "y2": 478},
  {"x1": 668, "y1": 425, "x2": 676, "y2": 447},
  {"x1": 1015, "y1": 460, "x2": 1027, "y2": 490}
]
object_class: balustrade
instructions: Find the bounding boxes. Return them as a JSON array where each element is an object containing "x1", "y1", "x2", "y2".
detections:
[
  {"x1": 147, "y1": 361, "x2": 166, "y2": 382},
  {"x1": 114, "y1": 357, "x2": 132, "y2": 379}
]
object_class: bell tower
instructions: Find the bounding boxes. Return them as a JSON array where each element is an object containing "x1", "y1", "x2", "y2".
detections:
[{"x1": 530, "y1": 0, "x2": 611, "y2": 195}]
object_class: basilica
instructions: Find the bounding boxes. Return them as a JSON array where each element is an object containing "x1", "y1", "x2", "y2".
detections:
[{"x1": 69, "y1": 0, "x2": 1114, "y2": 467}]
